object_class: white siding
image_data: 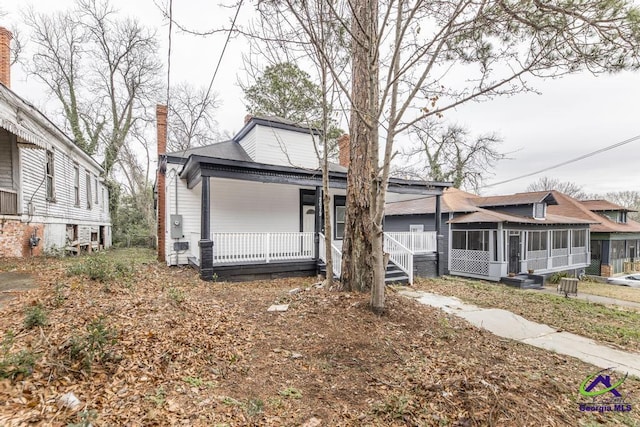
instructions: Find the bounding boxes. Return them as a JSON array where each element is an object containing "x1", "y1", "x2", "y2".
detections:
[
  {"x1": 164, "y1": 163, "x2": 201, "y2": 265},
  {"x1": 238, "y1": 126, "x2": 257, "y2": 160},
  {"x1": 253, "y1": 126, "x2": 320, "y2": 169},
  {"x1": 20, "y1": 146, "x2": 109, "y2": 225},
  {"x1": 210, "y1": 179, "x2": 300, "y2": 233}
]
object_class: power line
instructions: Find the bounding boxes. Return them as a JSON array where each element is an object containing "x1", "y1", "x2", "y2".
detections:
[
  {"x1": 483, "y1": 133, "x2": 640, "y2": 189},
  {"x1": 204, "y1": 0, "x2": 244, "y2": 102},
  {"x1": 166, "y1": 0, "x2": 173, "y2": 106}
]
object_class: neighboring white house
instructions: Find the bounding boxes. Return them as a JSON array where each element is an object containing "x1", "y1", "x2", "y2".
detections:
[
  {"x1": 0, "y1": 27, "x2": 111, "y2": 257},
  {"x1": 156, "y1": 111, "x2": 448, "y2": 282}
]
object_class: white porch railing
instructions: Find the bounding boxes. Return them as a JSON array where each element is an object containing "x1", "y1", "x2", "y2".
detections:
[
  {"x1": 383, "y1": 233, "x2": 414, "y2": 285},
  {"x1": 526, "y1": 246, "x2": 589, "y2": 272},
  {"x1": 526, "y1": 250, "x2": 547, "y2": 271},
  {"x1": 211, "y1": 232, "x2": 314, "y2": 264},
  {"x1": 383, "y1": 231, "x2": 437, "y2": 253},
  {"x1": 319, "y1": 233, "x2": 342, "y2": 279}
]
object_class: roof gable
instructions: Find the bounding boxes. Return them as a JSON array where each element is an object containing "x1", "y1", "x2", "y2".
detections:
[{"x1": 0, "y1": 83, "x2": 103, "y2": 171}]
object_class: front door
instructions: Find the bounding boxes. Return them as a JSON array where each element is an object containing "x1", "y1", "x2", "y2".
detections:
[
  {"x1": 508, "y1": 234, "x2": 520, "y2": 274},
  {"x1": 300, "y1": 190, "x2": 317, "y2": 257}
]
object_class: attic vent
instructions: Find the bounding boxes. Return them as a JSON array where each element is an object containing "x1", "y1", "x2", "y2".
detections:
[{"x1": 533, "y1": 203, "x2": 545, "y2": 219}]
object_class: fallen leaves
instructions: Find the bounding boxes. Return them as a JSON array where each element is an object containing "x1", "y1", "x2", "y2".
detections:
[{"x1": 0, "y1": 250, "x2": 637, "y2": 425}]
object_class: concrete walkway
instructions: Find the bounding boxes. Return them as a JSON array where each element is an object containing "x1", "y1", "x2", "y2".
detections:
[
  {"x1": 533, "y1": 286, "x2": 640, "y2": 311},
  {"x1": 399, "y1": 290, "x2": 640, "y2": 378},
  {"x1": 0, "y1": 272, "x2": 36, "y2": 308}
]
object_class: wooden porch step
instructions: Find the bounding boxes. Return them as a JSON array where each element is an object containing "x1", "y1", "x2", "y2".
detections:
[{"x1": 318, "y1": 260, "x2": 409, "y2": 284}]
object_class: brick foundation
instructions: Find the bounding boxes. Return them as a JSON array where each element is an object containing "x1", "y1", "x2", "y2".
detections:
[
  {"x1": 600, "y1": 264, "x2": 612, "y2": 277},
  {"x1": 0, "y1": 219, "x2": 45, "y2": 257}
]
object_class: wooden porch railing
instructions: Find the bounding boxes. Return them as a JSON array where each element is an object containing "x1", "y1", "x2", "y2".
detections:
[
  {"x1": 319, "y1": 233, "x2": 342, "y2": 279},
  {"x1": 383, "y1": 233, "x2": 414, "y2": 285},
  {"x1": 0, "y1": 189, "x2": 18, "y2": 215},
  {"x1": 211, "y1": 232, "x2": 315, "y2": 264},
  {"x1": 384, "y1": 231, "x2": 437, "y2": 253}
]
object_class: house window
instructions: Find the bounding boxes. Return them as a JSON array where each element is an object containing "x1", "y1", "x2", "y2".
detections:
[
  {"x1": 73, "y1": 164, "x2": 80, "y2": 207},
  {"x1": 334, "y1": 196, "x2": 346, "y2": 239},
  {"x1": 452, "y1": 230, "x2": 488, "y2": 251},
  {"x1": 572, "y1": 229, "x2": 587, "y2": 248},
  {"x1": 468, "y1": 230, "x2": 489, "y2": 251},
  {"x1": 533, "y1": 203, "x2": 545, "y2": 219},
  {"x1": 45, "y1": 150, "x2": 55, "y2": 201},
  {"x1": 527, "y1": 231, "x2": 547, "y2": 251},
  {"x1": 452, "y1": 231, "x2": 467, "y2": 250},
  {"x1": 552, "y1": 230, "x2": 568, "y2": 249},
  {"x1": 620, "y1": 211, "x2": 627, "y2": 223},
  {"x1": 409, "y1": 224, "x2": 424, "y2": 233},
  {"x1": 101, "y1": 187, "x2": 105, "y2": 212},
  {"x1": 86, "y1": 171, "x2": 92, "y2": 209}
]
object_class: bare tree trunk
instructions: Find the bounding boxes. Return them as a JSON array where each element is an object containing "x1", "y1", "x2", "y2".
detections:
[
  {"x1": 341, "y1": 0, "x2": 379, "y2": 301},
  {"x1": 320, "y1": 54, "x2": 333, "y2": 287}
]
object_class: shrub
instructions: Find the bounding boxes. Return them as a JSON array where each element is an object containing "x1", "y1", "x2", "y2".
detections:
[
  {"x1": 67, "y1": 255, "x2": 134, "y2": 284},
  {"x1": 0, "y1": 332, "x2": 37, "y2": 380},
  {"x1": 549, "y1": 271, "x2": 570, "y2": 284},
  {"x1": 167, "y1": 287, "x2": 185, "y2": 305},
  {"x1": 69, "y1": 317, "x2": 118, "y2": 371},
  {"x1": 24, "y1": 305, "x2": 48, "y2": 329}
]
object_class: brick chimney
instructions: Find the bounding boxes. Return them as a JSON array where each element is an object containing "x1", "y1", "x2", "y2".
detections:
[
  {"x1": 0, "y1": 27, "x2": 12, "y2": 88},
  {"x1": 338, "y1": 134, "x2": 350, "y2": 168},
  {"x1": 156, "y1": 104, "x2": 168, "y2": 262}
]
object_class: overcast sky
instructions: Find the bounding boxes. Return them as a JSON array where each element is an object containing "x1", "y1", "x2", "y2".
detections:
[{"x1": 3, "y1": 0, "x2": 640, "y2": 197}]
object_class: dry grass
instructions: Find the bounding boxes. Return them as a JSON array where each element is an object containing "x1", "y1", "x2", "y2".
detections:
[
  {"x1": 578, "y1": 280, "x2": 640, "y2": 304},
  {"x1": 415, "y1": 276, "x2": 640, "y2": 354}
]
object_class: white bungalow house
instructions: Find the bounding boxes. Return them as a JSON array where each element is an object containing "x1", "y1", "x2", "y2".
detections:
[
  {"x1": 385, "y1": 188, "x2": 595, "y2": 286},
  {"x1": 0, "y1": 27, "x2": 111, "y2": 257},
  {"x1": 156, "y1": 109, "x2": 449, "y2": 282}
]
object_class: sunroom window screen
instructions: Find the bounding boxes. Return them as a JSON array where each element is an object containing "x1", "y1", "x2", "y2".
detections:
[
  {"x1": 552, "y1": 230, "x2": 568, "y2": 249},
  {"x1": 528, "y1": 231, "x2": 547, "y2": 251}
]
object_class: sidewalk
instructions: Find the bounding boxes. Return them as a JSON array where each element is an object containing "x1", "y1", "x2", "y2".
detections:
[
  {"x1": 533, "y1": 286, "x2": 640, "y2": 311},
  {"x1": 399, "y1": 290, "x2": 640, "y2": 378}
]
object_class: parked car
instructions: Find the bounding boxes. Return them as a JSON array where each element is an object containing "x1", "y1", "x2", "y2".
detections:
[{"x1": 606, "y1": 274, "x2": 640, "y2": 288}]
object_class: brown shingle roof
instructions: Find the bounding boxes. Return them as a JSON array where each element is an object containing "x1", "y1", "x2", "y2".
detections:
[
  {"x1": 448, "y1": 207, "x2": 596, "y2": 225},
  {"x1": 473, "y1": 191, "x2": 556, "y2": 207},
  {"x1": 548, "y1": 191, "x2": 640, "y2": 233},
  {"x1": 384, "y1": 188, "x2": 477, "y2": 216},
  {"x1": 385, "y1": 187, "x2": 640, "y2": 231},
  {"x1": 580, "y1": 199, "x2": 637, "y2": 212}
]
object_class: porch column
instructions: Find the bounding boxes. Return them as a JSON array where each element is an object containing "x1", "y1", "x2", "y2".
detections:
[
  {"x1": 547, "y1": 231, "x2": 553, "y2": 270},
  {"x1": 496, "y1": 223, "x2": 504, "y2": 262},
  {"x1": 199, "y1": 175, "x2": 214, "y2": 281},
  {"x1": 314, "y1": 186, "x2": 322, "y2": 261},
  {"x1": 435, "y1": 194, "x2": 444, "y2": 276}
]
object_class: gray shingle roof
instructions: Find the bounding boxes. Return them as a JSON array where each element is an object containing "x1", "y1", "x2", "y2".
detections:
[{"x1": 167, "y1": 141, "x2": 252, "y2": 162}]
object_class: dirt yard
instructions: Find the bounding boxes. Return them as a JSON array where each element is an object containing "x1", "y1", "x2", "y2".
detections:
[{"x1": 0, "y1": 250, "x2": 638, "y2": 426}]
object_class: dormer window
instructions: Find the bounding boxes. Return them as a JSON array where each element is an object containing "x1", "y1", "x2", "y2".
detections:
[
  {"x1": 533, "y1": 203, "x2": 545, "y2": 219},
  {"x1": 620, "y1": 211, "x2": 627, "y2": 224},
  {"x1": 603, "y1": 211, "x2": 627, "y2": 223}
]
